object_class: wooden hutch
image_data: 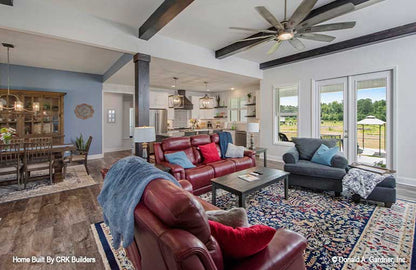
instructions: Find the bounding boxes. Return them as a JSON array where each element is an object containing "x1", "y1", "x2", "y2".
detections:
[{"x1": 0, "y1": 90, "x2": 66, "y2": 144}]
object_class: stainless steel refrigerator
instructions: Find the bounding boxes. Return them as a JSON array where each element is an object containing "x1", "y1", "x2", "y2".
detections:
[{"x1": 149, "y1": 108, "x2": 168, "y2": 134}]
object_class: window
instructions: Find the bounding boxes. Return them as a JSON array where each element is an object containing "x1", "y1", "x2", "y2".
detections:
[
  {"x1": 273, "y1": 85, "x2": 298, "y2": 143},
  {"x1": 229, "y1": 97, "x2": 247, "y2": 123}
]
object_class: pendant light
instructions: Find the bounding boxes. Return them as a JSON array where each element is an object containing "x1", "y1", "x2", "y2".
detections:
[
  {"x1": 168, "y1": 77, "x2": 184, "y2": 108},
  {"x1": 199, "y1": 82, "x2": 214, "y2": 109},
  {"x1": 1, "y1": 43, "x2": 39, "y2": 113}
]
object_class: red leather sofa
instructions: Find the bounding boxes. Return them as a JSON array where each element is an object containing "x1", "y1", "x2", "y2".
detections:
[
  {"x1": 125, "y1": 179, "x2": 308, "y2": 270},
  {"x1": 154, "y1": 134, "x2": 256, "y2": 195}
]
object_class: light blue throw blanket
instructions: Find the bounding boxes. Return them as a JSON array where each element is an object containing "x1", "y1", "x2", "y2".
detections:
[
  {"x1": 218, "y1": 132, "x2": 233, "y2": 159},
  {"x1": 97, "y1": 156, "x2": 180, "y2": 248}
]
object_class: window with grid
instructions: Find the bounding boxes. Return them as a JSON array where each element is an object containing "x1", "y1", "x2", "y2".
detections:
[
  {"x1": 274, "y1": 85, "x2": 298, "y2": 143},
  {"x1": 229, "y1": 97, "x2": 247, "y2": 122}
]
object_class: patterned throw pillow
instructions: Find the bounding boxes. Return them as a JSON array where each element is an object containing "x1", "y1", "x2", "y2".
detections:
[
  {"x1": 225, "y1": 143, "x2": 245, "y2": 158},
  {"x1": 206, "y1": 208, "x2": 249, "y2": 228}
]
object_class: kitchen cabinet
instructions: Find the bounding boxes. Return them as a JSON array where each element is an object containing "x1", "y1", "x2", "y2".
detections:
[
  {"x1": 191, "y1": 96, "x2": 200, "y2": 119},
  {"x1": 150, "y1": 91, "x2": 168, "y2": 108}
]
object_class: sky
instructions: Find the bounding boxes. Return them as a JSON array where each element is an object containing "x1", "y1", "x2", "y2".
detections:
[
  {"x1": 280, "y1": 87, "x2": 386, "y2": 106},
  {"x1": 321, "y1": 87, "x2": 386, "y2": 104}
]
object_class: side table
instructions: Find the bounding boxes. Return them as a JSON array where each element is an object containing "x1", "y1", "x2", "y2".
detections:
[{"x1": 253, "y1": 147, "x2": 267, "y2": 167}]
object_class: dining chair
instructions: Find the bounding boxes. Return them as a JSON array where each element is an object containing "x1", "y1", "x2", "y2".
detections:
[
  {"x1": 28, "y1": 137, "x2": 53, "y2": 144},
  {"x1": 0, "y1": 143, "x2": 24, "y2": 189},
  {"x1": 10, "y1": 138, "x2": 25, "y2": 144},
  {"x1": 23, "y1": 140, "x2": 53, "y2": 187},
  {"x1": 64, "y1": 136, "x2": 92, "y2": 175}
]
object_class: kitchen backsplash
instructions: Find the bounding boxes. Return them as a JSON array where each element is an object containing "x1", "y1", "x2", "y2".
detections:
[{"x1": 173, "y1": 110, "x2": 191, "y2": 128}]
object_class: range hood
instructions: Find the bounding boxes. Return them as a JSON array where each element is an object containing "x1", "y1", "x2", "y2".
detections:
[{"x1": 169, "y1": 90, "x2": 193, "y2": 110}]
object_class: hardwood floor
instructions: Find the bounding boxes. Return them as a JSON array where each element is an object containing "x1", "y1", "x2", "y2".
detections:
[{"x1": 0, "y1": 150, "x2": 415, "y2": 270}]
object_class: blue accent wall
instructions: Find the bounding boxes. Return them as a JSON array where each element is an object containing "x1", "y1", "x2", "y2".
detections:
[{"x1": 0, "y1": 64, "x2": 103, "y2": 155}]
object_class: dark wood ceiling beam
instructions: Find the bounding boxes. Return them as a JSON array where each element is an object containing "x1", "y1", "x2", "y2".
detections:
[
  {"x1": 0, "y1": 0, "x2": 13, "y2": 6},
  {"x1": 260, "y1": 22, "x2": 416, "y2": 70},
  {"x1": 139, "y1": 0, "x2": 194, "y2": 40},
  {"x1": 215, "y1": 0, "x2": 373, "y2": 59}
]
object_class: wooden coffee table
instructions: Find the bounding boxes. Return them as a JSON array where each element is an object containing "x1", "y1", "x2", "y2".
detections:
[{"x1": 211, "y1": 167, "x2": 290, "y2": 208}]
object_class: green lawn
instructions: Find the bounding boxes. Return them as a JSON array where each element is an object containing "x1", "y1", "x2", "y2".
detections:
[{"x1": 280, "y1": 120, "x2": 385, "y2": 150}]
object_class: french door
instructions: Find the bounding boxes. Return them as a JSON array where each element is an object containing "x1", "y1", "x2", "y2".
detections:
[{"x1": 313, "y1": 70, "x2": 393, "y2": 169}]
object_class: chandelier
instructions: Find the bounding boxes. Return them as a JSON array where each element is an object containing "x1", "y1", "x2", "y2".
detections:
[
  {"x1": 1, "y1": 43, "x2": 40, "y2": 113},
  {"x1": 168, "y1": 77, "x2": 184, "y2": 108},
  {"x1": 199, "y1": 82, "x2": 214, "y2": 109}
]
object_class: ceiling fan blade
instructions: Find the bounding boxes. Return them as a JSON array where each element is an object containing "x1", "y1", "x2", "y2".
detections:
[
  {"x1": 255, "y1": 6, "x2": 284, "y2": 30},
  {"x1": 267, "y1": 41, "x2": 282, "y2": 55},
  {"x1": 296, "y1": 33, "x2": 336, "y2": 42},
  {"x1": 288, "y1": 38, "x2": 305, "y2": 50},
  {"x1": 229, "y1": 27, "x2": 278, "y2": 34},
  {"x1": 288, "y1": 0, "x2": 318, "y2": 29},
  {"x1": 299, "y1": 3, "x2": 355, "y2": 29},
  {"x1": 297, "y1": 22, "x2": 356, "y2": 33},
  {"x1": 236, "y1": 35, "x2": 274, "y2": 42}
]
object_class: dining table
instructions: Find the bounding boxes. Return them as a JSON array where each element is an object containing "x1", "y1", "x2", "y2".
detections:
[{"x1": 0, "y1": 143, "x2": 76, "y2": 185}]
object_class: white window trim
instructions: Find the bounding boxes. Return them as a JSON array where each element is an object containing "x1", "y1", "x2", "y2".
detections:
[
  {"x1": 311, "y1": 69, "x2": 396, "y2": 169},
  {"x1": 272, "y1": 83, "x2": 299, "y2": 145}
]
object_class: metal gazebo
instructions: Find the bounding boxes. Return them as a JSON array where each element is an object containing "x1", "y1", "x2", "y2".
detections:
[{"x1": 357, "y1": 115, "x2": 385, "y2": 155}]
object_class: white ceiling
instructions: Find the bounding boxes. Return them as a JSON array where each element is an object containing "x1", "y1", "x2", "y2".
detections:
[
  {"x1": 107, "y1": 57, "x2": 260, "y2": 92},
  {"x1": 31, "y1": 0, "x2": 416, "y2": 64},
  {"x1": 37, "y1": 0, "x2": 164, "y2": 30},
  {"x1": 160, "y1": 0, "x2": 416, "y2": 63},
  {"x1": 0, "y1": 28, "x2": 123, "y2": 74}
]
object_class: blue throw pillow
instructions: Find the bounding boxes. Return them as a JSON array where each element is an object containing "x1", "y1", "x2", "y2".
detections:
[
  {"x1": 165, "y1": 151, "x2": 195, "y2": 169},
  {"x1": 311, "y1": 144, "x2": 339, "y2": 166}
]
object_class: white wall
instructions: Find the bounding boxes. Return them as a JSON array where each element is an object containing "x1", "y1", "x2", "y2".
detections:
[
  {"x1": 103, "y1": 92, "x2": 133, "y2": 152},
  {"x1": 260, "y1": 35, "x2": 416, "y2": 186}
]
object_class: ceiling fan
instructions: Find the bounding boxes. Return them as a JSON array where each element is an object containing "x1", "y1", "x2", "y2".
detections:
[{"x1": 230, "y1": 0, "x2": 357, "y2": 55}]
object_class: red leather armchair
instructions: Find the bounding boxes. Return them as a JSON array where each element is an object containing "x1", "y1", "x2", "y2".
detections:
[
  {"x1": 154, "y1": 134, "x2": 256, "y2": 195},
  {"x1": 126, "y1": 179, "x2": 307, "y2": 270}
]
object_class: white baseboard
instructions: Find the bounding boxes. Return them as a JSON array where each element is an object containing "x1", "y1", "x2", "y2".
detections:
[
  {"x1": 104, "y1": 146, "x2": 132, "y2": 153},
  {"x1": 396, "y1": 176, "x2": 416, "y2": 187},
  {"x1": 88, "y1": 154, "x2": 104, "y2": 160},
  {"x1": 260, "y1": 154, "x2": 283, "y2": 163}
]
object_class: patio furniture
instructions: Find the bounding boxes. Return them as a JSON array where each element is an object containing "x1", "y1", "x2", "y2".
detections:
[
  {"x1": 279, "y1": 132, "x2": 290, "y2": 142},
  {"x1": 63, "y1": 136, "x2": 92, "y2": 175},
  {"x1": 0, "y1": 143, "x2": 24, "y2": 188},
  {"x1": 320, "y1": 134, "x2": 343, "y2": 150},
  {"x1": 283, "y1": 138, "x2": 348, "y2": 196},
  {"x1": 23, "y1": 140, "x2": 54, "y2": 187}
]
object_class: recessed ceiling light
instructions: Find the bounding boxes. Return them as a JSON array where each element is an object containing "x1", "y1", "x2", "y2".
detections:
[{"x1": 230, "y1": 88, "x2": 235, "y2": 90}]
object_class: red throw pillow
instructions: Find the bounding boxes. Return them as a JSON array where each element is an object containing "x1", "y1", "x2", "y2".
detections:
[
  {"x1": 199, "y1": 143, "x2": 221, "y2": 164},
  {"x1": 208, "y1": 220, "x2": 276, "y2": 259}
]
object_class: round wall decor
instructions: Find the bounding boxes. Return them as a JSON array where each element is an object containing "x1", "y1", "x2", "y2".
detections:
[{"x1": 74, "y1": 103, "x2": 94, "y2": 120}]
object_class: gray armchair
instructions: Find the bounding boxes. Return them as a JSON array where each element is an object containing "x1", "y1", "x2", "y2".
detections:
[{"x1": 283, "y1": 138, "x2": 348, "y2": 196}]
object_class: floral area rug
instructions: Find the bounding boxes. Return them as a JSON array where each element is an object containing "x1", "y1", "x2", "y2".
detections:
[
  {"x1": 92, "y1": 182, "x2": 416, "y2": 270},
  {"x1": 0, "y1": 165, "x2": 97, "y2": 203}
]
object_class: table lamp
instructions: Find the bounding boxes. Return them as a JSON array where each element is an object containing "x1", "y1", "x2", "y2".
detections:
[
  {"x1": 134, "y1": 126, "x2": 156, "y2": 160},
  {"x1": 247, "y1": 123, "x2": 259, "y2": 150}
]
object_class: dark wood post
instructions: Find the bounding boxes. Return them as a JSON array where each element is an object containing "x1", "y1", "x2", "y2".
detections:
[{"x1": 134, "y1": 53, "x2": 151, "y2": 156}]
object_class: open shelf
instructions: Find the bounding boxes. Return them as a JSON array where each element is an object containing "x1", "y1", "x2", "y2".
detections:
[
  {"x1": 245, "y1": 115, "x2": 256, "y2": 118},
  {"x1": 245, "y1": 103, "x2": 256, "y2": 106},
  {"x1": 213, "y1": 116, "x2": 227, "y2": 118},
  {"x1": 214, "y1": 106, "x2": 228, "y2": 109}
]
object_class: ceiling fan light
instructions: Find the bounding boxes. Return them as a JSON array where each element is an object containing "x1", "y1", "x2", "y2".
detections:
[{"x1": 278, "y1": 31, "x2": 294, "y2": 41}]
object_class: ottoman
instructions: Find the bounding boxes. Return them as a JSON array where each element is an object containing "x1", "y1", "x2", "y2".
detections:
[{"x1": 352, "y1": 175, "x2": 396, "y2": 207}]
